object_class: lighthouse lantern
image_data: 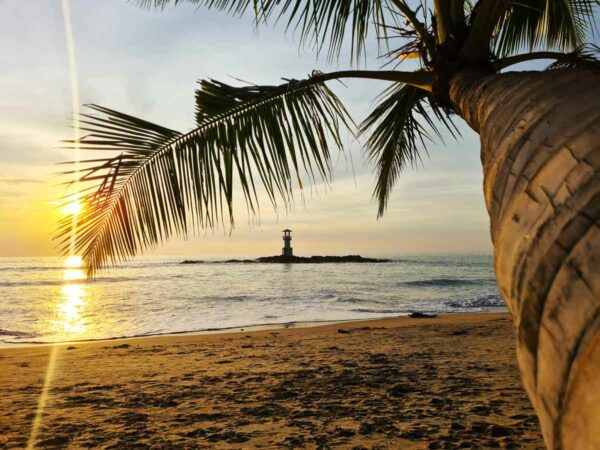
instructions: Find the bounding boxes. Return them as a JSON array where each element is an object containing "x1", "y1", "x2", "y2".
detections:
[{"x1": 282, "y1": 229, "x2": 293, "y2": 257}]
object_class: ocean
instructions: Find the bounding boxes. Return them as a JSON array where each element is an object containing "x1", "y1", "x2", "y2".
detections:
[{"x1": 0, "y1": 254, "x2": 504, "y2": 345}]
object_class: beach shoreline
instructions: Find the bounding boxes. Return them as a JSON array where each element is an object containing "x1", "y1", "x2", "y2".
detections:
[
  {"x1": 1, "y1": 254, "x2": 504, "y2": 348},
  {"x1": 0, "y1": 309, "x2": 508, "y2": 349},
  {"x1": 0, "y1": 312, "x2": 544, "y2": 449}
]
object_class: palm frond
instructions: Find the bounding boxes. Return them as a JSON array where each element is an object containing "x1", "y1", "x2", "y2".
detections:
[
  {"x1": 494, "y1": 0, "x2": 598, "y2": 57},
  {"x1": 57, "y1": 77, "x2": 353, "y2": 275},
  {"x1": 133, "y1": 0, "x2": 389, "y2": 63},
  {"x1": 360, "y1": 83, "x2": 458, "y2": 218},
  {"x1": 545, "y1": 43, "x2": 600, "y2": 70}
]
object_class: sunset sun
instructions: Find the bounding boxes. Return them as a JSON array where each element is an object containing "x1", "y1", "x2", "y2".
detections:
[{"x1": 60, "y1": 199, "x2": 83, "y2": 216}]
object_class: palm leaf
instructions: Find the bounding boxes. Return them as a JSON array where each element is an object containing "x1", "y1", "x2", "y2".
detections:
[
  {"x1": 494, "y1": 0, "x2": 598, "y2": 56},
  {"x1": 545, "y1": 43, "x2": 600, "y2": 70},
  {"x1": 57, "y1": 77, "x2": 352, "y2": 275},
  {"x1": 361, "y1": 83, "x2": 458, "y2": 218},
  {"x1": 133, "y1": 0, "x2": 389, "y2": 63}
]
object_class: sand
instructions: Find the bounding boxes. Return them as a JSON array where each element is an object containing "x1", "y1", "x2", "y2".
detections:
[{"x1": 0, "y1": 313, "x2": 544, "y2": 449}]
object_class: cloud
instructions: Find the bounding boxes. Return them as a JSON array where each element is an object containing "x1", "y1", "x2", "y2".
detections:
[{"x1": 0, "y1": 175, "x2": 43, "y2": 185}]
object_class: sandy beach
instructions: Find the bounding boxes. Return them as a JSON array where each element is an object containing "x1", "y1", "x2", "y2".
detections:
[{"x1": 0, "y1": 313, "x2": 544, "y2": 449}]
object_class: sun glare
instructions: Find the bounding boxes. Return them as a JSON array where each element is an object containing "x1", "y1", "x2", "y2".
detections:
[
  {"x1": 63, "y1": 255, "x2": 83, "y2": 268},
  {"x1": 56, "y1": 285, "x2": 87, "y2": 334},
  {"x1": 62, "y1": 269, "x2": 85, "y2": 281},
  {"x1": 61, "y1": 199, "x2": 84, "y2": 216}
]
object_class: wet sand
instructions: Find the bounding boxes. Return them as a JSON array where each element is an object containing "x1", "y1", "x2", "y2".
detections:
[{"x1": 0, "y1": 313, "x2": 544, "y2": 449}]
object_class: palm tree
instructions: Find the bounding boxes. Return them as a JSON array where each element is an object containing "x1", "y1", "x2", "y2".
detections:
[{"x1": 57, "y1": 1, "x2": 600, "y2": 448}]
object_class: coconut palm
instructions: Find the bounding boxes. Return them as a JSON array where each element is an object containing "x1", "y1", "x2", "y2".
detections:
[{"x1": 57, "y1": 1, "x2": 600, "y2": 448}]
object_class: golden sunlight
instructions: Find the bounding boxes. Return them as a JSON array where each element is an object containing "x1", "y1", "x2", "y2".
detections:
[
  {"x1": 63, "y1": 255, "x2": 83, "y2": 268},
  {"x1": 56, "y1": 284, "x2": 87, "y2": 334},
  {"x1": 61, "y1": 199, "x2": 84, "y2": 216},
  {"x1": 62, "y1": 269, "x2": 85, "y2": 281}
]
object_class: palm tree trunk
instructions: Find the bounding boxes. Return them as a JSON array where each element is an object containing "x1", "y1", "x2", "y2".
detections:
[{"x1": 449, "y1": 68, "x2": 600, "y2": 450}]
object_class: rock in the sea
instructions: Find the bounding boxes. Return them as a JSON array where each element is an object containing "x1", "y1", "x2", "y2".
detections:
[
  {"x1": 221, "y1": 259, "x2": 257, "y2": 263},
  {"x1": 408, "y1": 312, "x2": 438, "y2": 319},
  {"x1": 256, "y1": 255, "x2": 391, "y2": 263},
  {"x1": 182, "y1": 255, "x2": 390, "y2": 264}
]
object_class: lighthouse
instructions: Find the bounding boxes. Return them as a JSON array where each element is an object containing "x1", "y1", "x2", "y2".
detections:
[{"x1": 282, "y1": 229, "x2": 293, "y2": 257}]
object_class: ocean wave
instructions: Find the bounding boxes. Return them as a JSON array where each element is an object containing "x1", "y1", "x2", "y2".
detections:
[
  {"x1": 336, "y1": 296, "x2": 389, "y2": 305},
  {"x1": 0, "y1": 276, "x2": 140, "y2": 287},
  {"x1": 391, "y1": 258, "x2": 492, "y2": 268},
  {"x1": 336, "y1": 297, "x2": 365, "y2": 304},
  {"x1": 0, "y1": 328, "x2": 39, "y2": 338},
  {"x1": 219, "y1": 294, "x2": 254, "y2": 302},
  {"x1": 0, "y1": 265, "x2": 64, "y2": 272},
  {"x1": 443, "y1": 295, "x2": 504, "y2": 308},
  {"x1": 0, "y1": 280, "x2": 66, "y2": 287},
  {"x1": 398, "y1": 278, "x2": 495, "y2": 287},
  {"x1": 351, "y1": 308, "x2": 404, "y2": 314},
  {"x1": 315, "y1": 292, "x2": 337, "y2": 299}
]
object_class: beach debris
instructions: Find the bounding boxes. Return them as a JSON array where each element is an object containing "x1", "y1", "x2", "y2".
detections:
[
  {"x1": 452, "y1": 329, "x2": 469, "y2": 335},
  {"x1": 66, "y1": 346, "x2": 77, "y2": 350},
  {"x1": 408, "y1": 312, "x2": 438, "y2": 319},
  {"x1": 111, "y1": 343, "x2": 130, "y2": 349},
  {"x1": 356, "y1": 326, "x2": 386, "y2": 331},
  {"x1": 337, "y1": 328, "x2": 351, "y2": 334}
]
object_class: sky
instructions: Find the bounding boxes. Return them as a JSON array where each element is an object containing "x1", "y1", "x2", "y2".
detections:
[{"x1": 0, "y1": 0, "x2": 497, "y2": 258}]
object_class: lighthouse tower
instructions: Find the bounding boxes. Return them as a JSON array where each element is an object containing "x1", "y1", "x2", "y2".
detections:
[{"x1": 282, "y1": 229, "x2": 293, "y2": 257}]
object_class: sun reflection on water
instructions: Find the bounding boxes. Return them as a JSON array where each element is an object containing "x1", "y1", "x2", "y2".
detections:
[
  {"x1": 28, "y1": 255, "x2": 88, "y2": 449},
  {"x1": 63, "y1": 255, "x2": 83, "y2": 268},
  {"x1": 53, "y1": 256, "x2": 88, "y2": 338},
  {"x1": 54, "y1": 284, "x2": 87, "y2": 335},
  {"x1": 62, "y1": 268, "x2": 85, "y2": 281}
]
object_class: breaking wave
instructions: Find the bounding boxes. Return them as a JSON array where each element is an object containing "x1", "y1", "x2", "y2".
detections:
[
  {"x1": 443, "y1": 294, "x2": 504, "y2": 308},
  {"x1": 398, "y1": 278, "x2": 495, "y2": 287}
]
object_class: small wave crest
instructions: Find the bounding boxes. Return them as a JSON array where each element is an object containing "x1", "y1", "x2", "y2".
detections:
[
  {"x1": 219, "y1": 294, "x2": 254, "y2": 302},
  {"x1": 0, "y1": 328, "x2": 39, "y2": 338},
  {"x1": 351, "y1": 308, "x2": 403, "y2": 314},
  {"x1": 315, "y1": 292, "x2": 337, "y2": 299},
  {"x1": 0, "y1": 276, "x2": 136, "y2": 287},
  {"x1": 443, "y1": 294, "x2": 504, "y2": 308},
  {"x1": 0, "y1": 265, "x2": 64, "y2": 273},
  {"x1": 336, "y1": 296, "x2": 389, "y2": 305},
  {"x1": 398, "y1": 278, "x2": 495, "y2": 287}
]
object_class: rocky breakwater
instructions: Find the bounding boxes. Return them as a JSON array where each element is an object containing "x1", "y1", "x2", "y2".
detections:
[{"x1": 181, "y1": 255, "x2": 391, "y2": 264}]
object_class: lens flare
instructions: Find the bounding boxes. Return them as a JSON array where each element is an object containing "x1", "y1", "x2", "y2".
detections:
[
  {"x1": 26, "y1": 346, "x2": 60, "y2": 450},
  {"x1": 28, "y1": 1, "x2": 82, "y2": 448}
]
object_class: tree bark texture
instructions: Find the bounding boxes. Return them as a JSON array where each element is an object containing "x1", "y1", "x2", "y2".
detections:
[{"x1": 450, "y1": 68, "x2": 600, "y2": 450}]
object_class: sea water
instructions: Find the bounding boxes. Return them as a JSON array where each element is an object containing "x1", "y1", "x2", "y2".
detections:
[{"x1": 0, "y1": 254, "x2": 504, "y2": 345}]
